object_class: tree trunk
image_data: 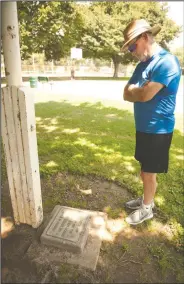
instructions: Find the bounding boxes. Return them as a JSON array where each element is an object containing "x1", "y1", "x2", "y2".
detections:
[{"x1": 112, "y1": 57, "x2": 120, "y2": 78}]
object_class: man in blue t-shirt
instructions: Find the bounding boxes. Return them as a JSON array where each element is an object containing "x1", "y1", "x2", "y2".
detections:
[{"x1": 121, "y1": 19, "x2": 181, "y2": 225}]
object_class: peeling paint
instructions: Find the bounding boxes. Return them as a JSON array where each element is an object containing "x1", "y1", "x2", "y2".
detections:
[
  {"x1": 7, "y1": 25, "x2": 15, "y2": 31},
  {"x1": 2, "y1": 87, "x2": 43, "y2": 228},
  {"x1": 7, "y1": 25, "x2": 16, "y2": 39},
  {"x1": 17, "y1": 111, "x2": 21, "y2": 121},
  {"x1": 30, "y1": 125, "x2": 34, "y2": 131},
  {"x1": 5, "y1": 68, "x2": 10, "y2": 76}
]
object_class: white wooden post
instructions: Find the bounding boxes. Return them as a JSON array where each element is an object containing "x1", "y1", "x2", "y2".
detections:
[
  {"x1": 2, "y1": 2, "x2": 22, "y2": 86},
  {"x1": 1, "y1": 2, "x2": 43, "y2": 228}
]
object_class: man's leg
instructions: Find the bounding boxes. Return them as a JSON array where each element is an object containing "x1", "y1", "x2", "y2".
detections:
[
  {"x1": 125, "y1": 171, "x2": 155, "y2": 224},
  {"x1": 141, "y1": 172, "x2": 157, "y2": 205},
  {"x1": 140, "y1": 170, "x2": 144, "y2": 182}
]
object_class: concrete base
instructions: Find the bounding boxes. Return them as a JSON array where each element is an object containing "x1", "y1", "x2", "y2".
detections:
[{"x1": 27, "y1": 206, "x2": 107, "y2": 271}]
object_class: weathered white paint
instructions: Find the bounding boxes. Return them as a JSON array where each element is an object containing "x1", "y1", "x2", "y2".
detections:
[
  {"x1": 11, "y1": 86, "x2": 32, "y2": 225},
  {"x1": 1, "y1": 87, "x2": 43, "y2": 228},
  {"x1": 2, "y1": 87, "x2": 26, "y2": 223},
  {"x1": 2, "y1": 2, "x2": 22, "y2": 86},
  {"x1": 1, "y1": 88, "x2": 20, "y2": 224},
  {"x1": 1, "y1": 1, "x2": 43, "y2": 228},
  {"x1": 18, "y1": 87, "x2": 43, "y2": 228}
]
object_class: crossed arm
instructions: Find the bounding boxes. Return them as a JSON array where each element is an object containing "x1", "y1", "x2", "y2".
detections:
[{"x1": 123, "y1": 81, "x2": 164, "y2": 102}]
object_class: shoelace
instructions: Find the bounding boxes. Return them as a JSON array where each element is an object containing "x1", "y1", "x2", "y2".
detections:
[{"x1": 129, "y1": 207, "x2": 149, "y2": 218}]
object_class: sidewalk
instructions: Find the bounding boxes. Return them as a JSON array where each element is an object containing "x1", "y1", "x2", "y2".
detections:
[{"x1": 1, "y1": 79, "x2": 183, "y2": 132}]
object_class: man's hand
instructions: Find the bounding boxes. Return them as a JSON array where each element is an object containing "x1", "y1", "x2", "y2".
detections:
[
  {"x1": 128, "y1": 84, "x2": 137, "y2": 92},
  {"x1": 123, "y1": 84, "x2": 137, "y2": 101}
]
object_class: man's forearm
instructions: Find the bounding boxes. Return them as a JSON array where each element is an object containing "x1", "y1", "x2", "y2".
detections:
[{"x1": 124, "y1": 85, "x2": 144, "y2": 102}]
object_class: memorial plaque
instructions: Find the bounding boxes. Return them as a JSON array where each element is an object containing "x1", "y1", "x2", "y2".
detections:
[{"x1": 40, "y1": 206, "x2": 91, "y2": 253}]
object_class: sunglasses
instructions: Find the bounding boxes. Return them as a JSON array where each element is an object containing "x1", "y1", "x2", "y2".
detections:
[{"x1": 128, "y1": 34, "x2": 142, "y2": 53}]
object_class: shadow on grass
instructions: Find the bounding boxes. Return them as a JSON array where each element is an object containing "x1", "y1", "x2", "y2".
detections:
[
  {"x1": 35, "y1": 100, "x2": 184, "y2": 229},
  {"x1": 36, "y1": 100, "x2": 138, "y2": 184},
  {"x1": 1, "y1": 100, "x2": 184, "y2": 283}
]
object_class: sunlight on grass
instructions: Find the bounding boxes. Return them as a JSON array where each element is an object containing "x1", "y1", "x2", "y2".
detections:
[
  {"x1": 94, "y1": 217, "x2": 128, "y2": 242},
  {"x1": 74, "y1": 138, "x2": 99, "y2": 150},
  {"x1": 155, "y1": 196, "x2": 165, "y2": 206},
  {"x1": 63, "y1": 128, "x2": 81, "y2": 134},
  {"x1": 103, "y1": 153, "x2": 123, "y2": 162},
  {"x1": 73, "y1": 153, "x2": 84, "y2": 159},
  {"x1": 42, "y1": 125, "x2": 58, "y2": 132},
  {"x1": 35, "y1": 100, "x2": 184, "y2": 249},
  {"x1": 124, "y1": 161, "x2": 136, "y2": 172},
  {"x1": 105, "y1": 113, "x2": 118, "y2": 118},
  {"x1": 46, "y1": 161, "x2": 58, "y2": 168},
  {"x1": 36, "y1": 117, "x2": 42, "y2": 122},
  {"x1": 100, "y1": 216, "x2": 183, "y2": 245},
  {"x1": 106, "y1": 218, "x2": 126, "y2": 234},
  {"x1": 146, "y1": 219, "x2": 184, "y2": 248},
  {"x1": 123, "y1": 156, "x2": 135, "y2": 161},
  {"x1": 175, "y1": 155, "x2": 184, "y2": 160},
  {"x1": 147, "y1": 220, "x2": 173, "y2": 240},
  {"x1": 100, "y1": 146, "x2": 115, "y2": 154},
  {"x1": 1, "y1": 217, "x2": 14, "y2": 239}
]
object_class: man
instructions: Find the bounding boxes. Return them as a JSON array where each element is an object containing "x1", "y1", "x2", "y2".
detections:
[
  {"x1": 121, "y1": 19, "x2": 181, "y2": 225},
  {"x1": 71, "y1": 66, "x2": 75, "y2": 80}
]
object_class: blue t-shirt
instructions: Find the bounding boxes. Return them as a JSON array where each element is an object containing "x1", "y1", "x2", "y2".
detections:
[{"x1": 128, "y1": 48, "x2": 181, "y2": 134}]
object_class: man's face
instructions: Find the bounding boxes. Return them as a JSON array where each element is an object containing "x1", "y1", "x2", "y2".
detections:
[{"x1": 128, "y1": 33, "x2": 148, "y2": 62}]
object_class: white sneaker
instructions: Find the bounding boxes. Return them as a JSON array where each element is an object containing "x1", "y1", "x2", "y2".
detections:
[
  {"x1": 125, "y1": 196, "x2": 155, "y2": 210},
  {"x1": 125, "y1": 206, "x2": 153, "y2": 225}
]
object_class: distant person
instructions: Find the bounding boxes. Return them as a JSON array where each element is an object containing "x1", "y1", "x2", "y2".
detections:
[
  {"x1": 121, "y1": 19, "x2": 181, "y2": 225},
  {"x1": 71, "y1": 66, "x2": 75, "y2": 80}
]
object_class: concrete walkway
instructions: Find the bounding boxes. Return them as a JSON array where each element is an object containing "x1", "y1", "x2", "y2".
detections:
[
  {"x1": 33, "y1": 79, "x2": 183, "y2": 132},
  {"x1": 17, "y1": 79, "x2": 182, "y2": 114},
  {"x1": 1, "y1": 79, "x2": 183, "y2": 131}
]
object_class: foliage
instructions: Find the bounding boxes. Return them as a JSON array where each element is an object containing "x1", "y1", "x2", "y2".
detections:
[
  {"x1": 18, "y1": 1, "x2": 181, "y2": 76},
  {"x1": 18, "y1": 1, "x2": 83, "y2": 61},
  {"x1": 173, "y1": 47, "x2": 184, "y2": 67},
  {"x1": 77, "y1": 2, "x2": 181, "y2": 77}
]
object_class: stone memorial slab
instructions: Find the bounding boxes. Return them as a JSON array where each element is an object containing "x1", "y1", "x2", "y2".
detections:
[
  {"x1": 28, "y1": 206, "x2": 107, "y2": 271},
  {"x1": 40, "y1": 206, "x2": 91, "y2": 253}
]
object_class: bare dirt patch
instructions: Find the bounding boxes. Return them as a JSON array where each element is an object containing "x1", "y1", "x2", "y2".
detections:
[{"x1": 2, "y1": 173, "x2": 184, "y2": 283}]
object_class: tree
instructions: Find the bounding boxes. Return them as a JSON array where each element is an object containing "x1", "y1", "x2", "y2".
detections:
[
  {"x1": 173, "y1": 47, "x2": 184, "y2": 67},
  {"x1": 78, "y1": 2, "x2": 181, "y2": 77},
  {"x1": 18, "y1": 1, "x2": 181, "y2": 76},
  {"x1": 18, "y1": 1, "x2": 40, "y2": 59},
  {"x1": 18, "y1": 1, "x2": 83, "y2": 61}
]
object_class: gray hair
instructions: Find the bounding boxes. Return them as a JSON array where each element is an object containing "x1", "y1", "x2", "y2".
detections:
[{"x1": 146, "y1": 32, "x2": 155, "y2": 44}]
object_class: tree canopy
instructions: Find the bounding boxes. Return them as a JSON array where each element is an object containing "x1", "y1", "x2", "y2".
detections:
[
  {"x1": 173, "y1": 47, "x2": 184, "y2": 67},
  {"x1": 17, "y1": 1, "x2": 181, "y2": 76},
  {"x1": 78, "y1": 2, "x2": 181, "y2": 76},
  {"x1": 18, "y1": 1, "x2": 83, "y2": 60}
]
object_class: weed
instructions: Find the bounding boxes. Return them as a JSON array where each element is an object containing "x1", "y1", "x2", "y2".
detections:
[{"x1": 104, "y1": 206, "x2": 122, "y2": 219}]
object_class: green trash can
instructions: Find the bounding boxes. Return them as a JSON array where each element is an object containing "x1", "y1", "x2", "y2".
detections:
[{"x1": 29, "y1": 77, "x2": 38, "y2": 88}]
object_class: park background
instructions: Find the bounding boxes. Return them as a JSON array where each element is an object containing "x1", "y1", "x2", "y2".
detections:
[
  {"x1": 1, "y1": 1, "x2": 184, "y2": 283},
  {"x1": 1, "y1": 1, "x2": 184, "y2": 79}
]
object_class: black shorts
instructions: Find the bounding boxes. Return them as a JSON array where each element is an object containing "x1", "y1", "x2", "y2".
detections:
[{"x1": 135, "y1": 131, "x2": 173, "y2": 173}]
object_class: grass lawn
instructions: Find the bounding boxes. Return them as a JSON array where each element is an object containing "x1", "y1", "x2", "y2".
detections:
[
  {"x1": 35, "y1": 99, "x2": 184, "y2": 248},
  {"x1": 1, "y1": 81, "x2": 184, "y2": 283}
]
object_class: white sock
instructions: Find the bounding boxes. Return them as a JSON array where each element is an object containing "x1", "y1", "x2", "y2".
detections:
[{"x1": 142, "y1": 202, "x2": 152, "y2": 211}]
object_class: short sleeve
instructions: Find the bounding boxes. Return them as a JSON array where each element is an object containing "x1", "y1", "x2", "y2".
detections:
[
  {"x1": 128, "y1": 64, "x2": 140, "y2": 85},
  {"x1": 151, "y1": 56, "x2": 181, "y2": 87}
]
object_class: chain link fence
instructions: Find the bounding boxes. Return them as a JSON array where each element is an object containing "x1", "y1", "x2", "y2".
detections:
[{"x1": 1, "y1": 64, "x2": 135, "y2": 78}]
